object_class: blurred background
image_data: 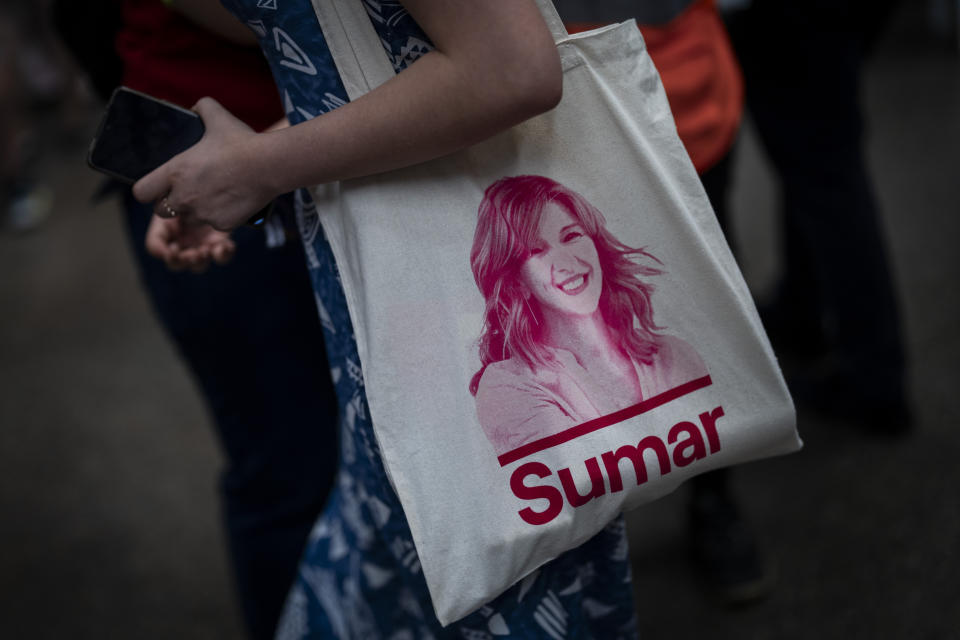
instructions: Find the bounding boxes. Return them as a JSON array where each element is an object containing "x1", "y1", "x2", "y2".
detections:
[{"x1": 1, "y1": 0, "x2": 958, "y2": 638}]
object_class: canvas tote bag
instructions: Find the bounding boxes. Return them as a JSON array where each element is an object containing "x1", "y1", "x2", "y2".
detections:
[{"x1": 309, "y1": 0, "x2": 801, "y2": 625}]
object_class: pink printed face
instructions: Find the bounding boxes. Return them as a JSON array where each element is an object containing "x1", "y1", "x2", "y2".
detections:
[{"x1": 520, "y1": 202, "x2": 602, "y2": 318}]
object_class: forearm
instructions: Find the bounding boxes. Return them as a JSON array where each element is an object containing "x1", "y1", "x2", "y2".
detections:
[
  {"x1": 256, "y1": 59, "x2": 558, "y2": 194},
  {"x1": 249, "y1": 0, "x2": 562, "y2": 196}
]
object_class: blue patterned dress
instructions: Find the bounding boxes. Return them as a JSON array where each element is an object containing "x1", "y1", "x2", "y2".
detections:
[{"x1": 218, "y1": 1, "x2": 638, "y2": 637}]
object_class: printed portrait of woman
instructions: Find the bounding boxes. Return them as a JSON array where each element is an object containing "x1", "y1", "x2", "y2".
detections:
[{"x1": 469, "y1": 175, "x2": 709, "y2": 457}]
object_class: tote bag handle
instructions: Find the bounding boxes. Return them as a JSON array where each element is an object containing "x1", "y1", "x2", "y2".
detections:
[{"x1": 310, "y1": 0, "x2": 569, "y2": 101}]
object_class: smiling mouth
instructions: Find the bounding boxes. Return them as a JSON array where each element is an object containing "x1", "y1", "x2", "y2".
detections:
[{"x1": 556, "y1": 273, "x2": 589, "y2": 295}]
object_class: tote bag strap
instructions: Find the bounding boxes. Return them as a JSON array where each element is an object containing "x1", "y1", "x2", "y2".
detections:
[
  {"x1": 535, "y1": 0, "x2": 569, "y2": 45},
  {"x1": 310, "y1": 0, "x2": 568, "y2": 101}
]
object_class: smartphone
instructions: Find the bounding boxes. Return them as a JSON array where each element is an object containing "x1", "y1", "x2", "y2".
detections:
[
  {"x1": 87, "y1": 86, "x2": 272, "y2": 226},
  {"x1": 88, "y1": 86, "x2": 205, "y2": 183}
]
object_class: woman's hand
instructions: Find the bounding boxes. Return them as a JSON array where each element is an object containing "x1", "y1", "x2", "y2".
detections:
[
  {"x1": 145, "y1": 214, "x2": 236, "y2": 273},
  {"x1": 133, "y1": 98, "x2": 276, "y2": 231}
]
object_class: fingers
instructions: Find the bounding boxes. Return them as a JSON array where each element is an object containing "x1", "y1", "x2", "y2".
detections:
[
  {"x1": 145, "y1": 213, "x2": 237, "y2": 274},
  {"x1": 145, "y1": 215, "x2": 177, "y2": 260},
  {"x1": 211, "y1": 238, "x2": 236, "y2": 265},
  {"x1": 158, "y1": 242, "x2": 207, "y2": 272},
  {"x1": 166, "y1": 246, "x2": 189, "y2": 272},
  {"x1": 132, "y1": 161, "x2": 171, "y2": 205},
  {"x1": 179, "y1": 245, "x2": 213, "y2": 273},
  {"x1": 145, "y1": 218, "x2": 188, "y2": 271}
]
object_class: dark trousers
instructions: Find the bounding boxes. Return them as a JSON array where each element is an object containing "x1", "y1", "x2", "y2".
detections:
[
  {"x1": 725, "y1": 1, "x2": 907, "y2": 404},
  {"x1": 690, "y1": 154, "x2": 736, "y2": 499},
  {"x1": 122, "y1": 193, "x2": 338, "y2": 640}
]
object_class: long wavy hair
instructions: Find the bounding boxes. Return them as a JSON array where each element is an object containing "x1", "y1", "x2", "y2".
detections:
[{"x1": 469, "y1": 175, "x2": 664, "y2": 395}]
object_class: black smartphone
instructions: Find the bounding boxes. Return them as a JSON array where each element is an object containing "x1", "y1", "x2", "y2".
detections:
[
  {"x1": 87, "y1": 86, "x2": 273, "y2": 226},
  {"x1": 88, "y1": 86, "x2": 205, "y2": 183}
]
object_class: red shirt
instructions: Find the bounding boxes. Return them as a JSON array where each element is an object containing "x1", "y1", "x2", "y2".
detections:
[{"x1": 116, "y1": 0, "x2": 281, "y2": 131}]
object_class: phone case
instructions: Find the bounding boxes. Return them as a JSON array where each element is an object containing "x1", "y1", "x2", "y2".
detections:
[{"x1": 87, "y1": 86, "x2": 206, "y2": 183}]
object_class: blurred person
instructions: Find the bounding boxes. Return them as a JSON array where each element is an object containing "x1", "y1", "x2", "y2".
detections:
[
  {"x1": 0, "y1": 2, "x2": 58, "y2": 231},
  {"x1": 132, "y1": 0, "x2": 646, "y2": 637},
  {"x1": 53, "y1": 1, "x2": 340, "y2": 638},
  {"x1": 3, "y1": 0, "x2": 79, "y2": 110},
  {"x1": 724, "y1": 0, "x2": 912, "y2": 434},
  {"x1": 563, "y1": 0, "x2": 775, "y2": 604}
]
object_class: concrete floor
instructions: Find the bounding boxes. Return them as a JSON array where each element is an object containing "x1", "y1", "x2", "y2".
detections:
[{"x1": 1, "y1": 9, "x2": 958, "y2": 640}]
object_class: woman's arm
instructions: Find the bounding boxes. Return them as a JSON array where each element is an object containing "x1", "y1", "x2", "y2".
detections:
[{"x1": 133, "y1": 0, "x2": 563, "y2": 230}]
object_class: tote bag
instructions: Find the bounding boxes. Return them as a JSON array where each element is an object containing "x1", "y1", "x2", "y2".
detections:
[{"x1": 309, "y1": 0, "x2": 801, "y2": 625}]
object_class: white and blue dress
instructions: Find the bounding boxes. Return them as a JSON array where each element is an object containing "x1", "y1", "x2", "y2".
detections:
[{"x1": 218, "y1": 1, "x2": 639, "y2": 637}]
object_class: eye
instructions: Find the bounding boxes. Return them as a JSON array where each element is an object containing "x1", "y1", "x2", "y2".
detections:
[
  {"x1": 528, "y1": 246, "x2": 545, "y2": 256},
  {"x1": 562, "y1": 230, "x2": 583, "y2": 243}
]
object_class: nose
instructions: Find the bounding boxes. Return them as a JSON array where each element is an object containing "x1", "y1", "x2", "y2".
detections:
[{"x1": 550, "y1": 246, "x2": 580, "y2": 276}]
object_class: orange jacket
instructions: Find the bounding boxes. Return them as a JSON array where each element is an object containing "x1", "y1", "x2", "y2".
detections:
[{"x1": 567, "y1": 0, "x2": 743, "y2": 174}]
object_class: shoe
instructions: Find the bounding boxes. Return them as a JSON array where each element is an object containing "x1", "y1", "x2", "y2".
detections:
[{"x1": 689, "y1": 489, "x2": 776, "y2": 606}]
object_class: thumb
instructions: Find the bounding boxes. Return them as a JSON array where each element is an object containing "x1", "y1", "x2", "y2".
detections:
[
  {"x1": 132, "y1": 160, "x2": 172, "y2": 205},
  {"x1": 191, "y1": 96, "x2": 227, "y2": 121},
  {"x1": 192, "y1": 96, "x2": 251, "y2": 136},
  {"x1": 212, "y1": 238, "x2": 237, "y2": 265},
  {"x1": 145, "y1": 216, "x2": 178, "y2": 260}
]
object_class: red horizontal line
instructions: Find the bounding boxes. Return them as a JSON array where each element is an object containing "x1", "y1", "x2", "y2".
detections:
[{"x1": 497, "y1": 375, "x2": 713, "y2": 467}]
